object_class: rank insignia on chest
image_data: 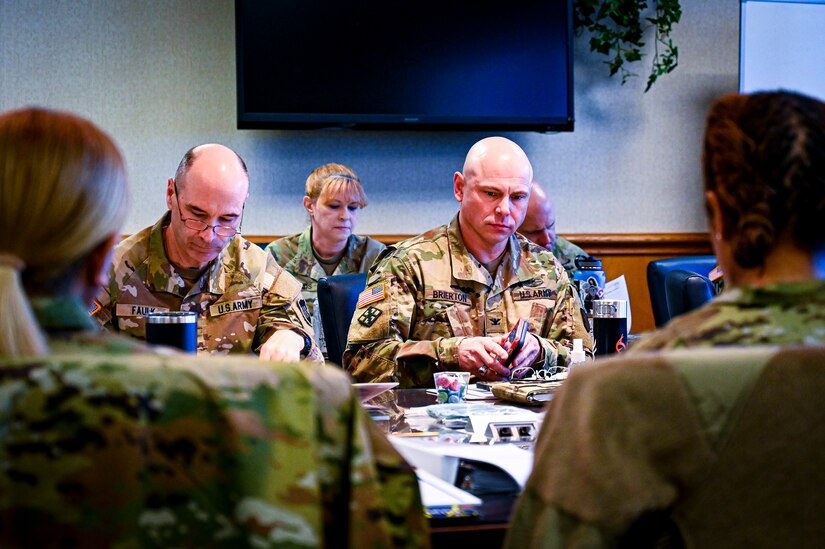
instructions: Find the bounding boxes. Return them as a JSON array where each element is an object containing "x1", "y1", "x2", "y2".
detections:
[
  {"x1": 357, "y1": 282, "x2": 386, "y2": 308},
  {"x1": 358, "y1": 306, "x2": 382, "y2": 327}
]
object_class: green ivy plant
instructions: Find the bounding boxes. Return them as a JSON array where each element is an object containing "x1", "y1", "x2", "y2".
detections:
[{"x1": 574, "y1": 0, "x2": 682, "y2": 91}]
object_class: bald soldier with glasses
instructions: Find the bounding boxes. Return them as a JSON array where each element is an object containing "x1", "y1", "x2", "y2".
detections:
[{"x1": 95, "y1": 144, "x2": 321, "y2": 363}]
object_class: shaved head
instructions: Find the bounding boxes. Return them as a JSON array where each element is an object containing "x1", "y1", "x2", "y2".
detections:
[
  {"x1": 462, "y1": 136, "x2": 533, "y2": 186},
  {"x1": 519, "y1": 180, "x2": 557, "y2": 249},
  {"x1": 453, "y1": 137, "x2": 534, "y2": 262}
]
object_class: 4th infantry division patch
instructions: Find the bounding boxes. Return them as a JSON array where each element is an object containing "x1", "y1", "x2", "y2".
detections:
[{"x1": 358, "y1": 306, "x2": 382, "y2": 327}]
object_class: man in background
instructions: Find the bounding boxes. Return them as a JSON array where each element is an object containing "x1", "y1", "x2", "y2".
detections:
[
  {"x1": 95, "y1": 143, "x2": 320, "y2": 362},
  {"x1": 344, "y1": 137, "x2": 592, "y2": 387},
  {"x1": 518, "y1": 180, "x2": 586, "y2": 275}
]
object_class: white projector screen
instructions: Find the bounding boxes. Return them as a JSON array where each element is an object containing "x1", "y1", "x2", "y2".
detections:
[{"x1": 740, "y1": 0, "x2": 825, "y2": 101}]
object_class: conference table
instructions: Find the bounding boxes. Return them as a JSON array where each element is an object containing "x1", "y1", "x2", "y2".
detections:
[{"x1": 363, "y1": 387, "x2": 547, "y2": 549}]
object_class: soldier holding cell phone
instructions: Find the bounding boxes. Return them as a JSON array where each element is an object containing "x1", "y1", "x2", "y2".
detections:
[{"x1": 343, "y1": 137, "x2": 593, "y2": 388}]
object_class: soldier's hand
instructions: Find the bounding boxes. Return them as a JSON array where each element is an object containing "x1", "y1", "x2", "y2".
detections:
[
  {"x1": 507, "y1": 332, "x2": 541, "y2": 371},
  {"x1": 457, "y1": 337, "x2": 510, "y2": 380},
  {"x1": 259, "y1": 329, "x2": 304, "y2": 363}
]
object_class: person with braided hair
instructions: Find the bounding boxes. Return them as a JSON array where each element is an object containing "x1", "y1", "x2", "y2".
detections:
[{"x1": 633, "y1": 90, "x2": 825, "y2": 351}]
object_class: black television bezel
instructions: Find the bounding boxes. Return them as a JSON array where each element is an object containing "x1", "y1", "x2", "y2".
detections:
[{"x1": 234, "y1": 0, "x2": 575, "y2": 133}]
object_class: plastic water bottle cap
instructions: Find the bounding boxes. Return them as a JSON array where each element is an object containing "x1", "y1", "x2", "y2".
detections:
[{"x1": 570, "y1": 338, "x2": 587, "y2": 365}]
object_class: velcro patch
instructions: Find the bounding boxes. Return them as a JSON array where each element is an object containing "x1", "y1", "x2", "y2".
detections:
[
  {"x1": 424, "y1": 288, "x2": 470, "y2": 304},
  {"x1": 512, "y1": 288, "x2": 556, "y2": 301},
  {"x1": 209, "y1": 297, "x2": 263, "y2": 317},
  {"x1": 272, "y1": 271, "x2": 302, "y2": 300},
  {"x1": 357, "y1": 282, "x2": 386, "y2": 309},
  {"x1": 358, "y1": 306, "x2": 383, "y2": 327},
  {"x1": 116, "y1": 304, "x2": 170, "y2": 317}
]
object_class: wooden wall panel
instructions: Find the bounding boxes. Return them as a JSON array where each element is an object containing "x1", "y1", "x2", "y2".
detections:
[{"x1": 247, "y1": 233, "x2": 714, "y2": 335}]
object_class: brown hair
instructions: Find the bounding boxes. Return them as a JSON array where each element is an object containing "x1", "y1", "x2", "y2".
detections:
[
  {"x1": 305, "y1": 163, "x2": 367, "y2": 207},
  {"x1": 703, "y1": 91, "x2": 825, "y2": 268},
  {"x1": 0, "y1": 107, "x2": 128, "y2": 356}
]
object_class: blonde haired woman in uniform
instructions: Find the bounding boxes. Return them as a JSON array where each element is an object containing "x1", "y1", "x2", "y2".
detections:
[{"x1": 266, "y1": 163, "x2": 385, "y2": 359}]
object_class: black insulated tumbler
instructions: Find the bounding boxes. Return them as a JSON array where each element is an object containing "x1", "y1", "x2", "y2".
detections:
[
  {"x1": 592, "y1": 300, "x2": 628, "y2": 356},
  {"x1": 145, "y1": 311, "x2": 197, "y2": 353}
]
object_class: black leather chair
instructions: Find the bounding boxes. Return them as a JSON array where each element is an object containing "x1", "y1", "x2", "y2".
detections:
[
  {"x1": 664, "y1": 269, "x2": 715, "y2": 321},
  {"x1": 317, "y1": 273, "x2": 368, "y2": 366},
  {"x1": 647, "y1": 256, "x2": 717, "y2": 327}
]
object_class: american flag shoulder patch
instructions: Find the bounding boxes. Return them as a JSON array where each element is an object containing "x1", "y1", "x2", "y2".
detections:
[{"x1": 357, "y1": 282, "x2": 386, "y2": 309}]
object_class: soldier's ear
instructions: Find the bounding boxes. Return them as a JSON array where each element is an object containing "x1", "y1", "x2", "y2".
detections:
[
  {"x1": 166, "y1": 178, "x2": 176, "y2": 211},
  {"x1": 453, "y1": 172, "x2": 465, "y2": 202},
  {"x1": 705, "y1": 190, "x2": 729, "y2": 240},
  {"x1": 303, "y1": 196, "x2": 314, "y2": 216}
]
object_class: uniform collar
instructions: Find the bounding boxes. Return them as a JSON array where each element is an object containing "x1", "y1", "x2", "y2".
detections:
[
  {"x1": 446, "y1": 214, "x2": 536, "y2": 289},
  {"x1": 300, "y1": 225, "x2": 361, "y2": 274},
  {"x1": 715, "y1": 279, "x2": 825, "y2": 306},
  {"x1": 146, "y1": 212, "x2": 238, "y2": 298},
  {"x1": 30, "y1": 295, "x2": 97, "y2": 334}
]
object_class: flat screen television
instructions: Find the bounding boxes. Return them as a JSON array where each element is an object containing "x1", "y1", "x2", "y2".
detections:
[{"x1": 235, "y1": 0, "x2": 574, "y2": 132}]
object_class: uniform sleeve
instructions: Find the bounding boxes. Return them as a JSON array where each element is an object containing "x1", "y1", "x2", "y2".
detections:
[
  {"x1": 534, "y1": 266, "x2": 594, "y2": 369},
  {"x1": 307, "y1": 365, "x2": 430, "y2": 548},
  {"x1": 342, "y1": 254, "x2": 466, "y2": 388},
  {"x1": 92, "y1": 266, "x2": 117, "y2": 330},
  {"x1": 256, "y1": 259, "x2": 323, "y2": 363}
]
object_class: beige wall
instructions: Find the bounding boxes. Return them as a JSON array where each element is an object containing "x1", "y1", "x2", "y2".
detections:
[{"x1": 0, "y1": 0, "x2": 739, "y2": 237}]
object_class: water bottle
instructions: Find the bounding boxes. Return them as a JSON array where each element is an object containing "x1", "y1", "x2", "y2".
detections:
[{"x1": 571, "y1": 255, "x2": 606, "y2": 318}]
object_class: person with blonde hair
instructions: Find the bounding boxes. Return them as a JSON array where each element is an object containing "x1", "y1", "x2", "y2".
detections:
[
  {"x1": 0, "y1": 107, "x2": 128, "y2": 357},
  {"x1": 266, "y1": 163, "x2": 385, "y2": 358},
  {"x1": 0, "y1": 108, "x2": 428, "y2": 547}
]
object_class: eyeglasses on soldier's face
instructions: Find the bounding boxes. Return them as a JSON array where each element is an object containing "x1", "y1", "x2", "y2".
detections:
[{"x1": 173, "y1": 181, "x2": 243, "y2": 238}]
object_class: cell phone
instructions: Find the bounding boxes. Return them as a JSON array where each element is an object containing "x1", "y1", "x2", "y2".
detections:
[{"x1": 500, "y1": 318, "x2": 530, "y2": 368}]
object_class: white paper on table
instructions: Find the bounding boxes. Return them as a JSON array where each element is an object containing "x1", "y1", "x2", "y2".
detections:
[
  {"x1": 603, "y1": 275, "x2": 632, "y2": 332},
  {"x1": 414, "y1": 468, "x2": 482, "y2": 507},
  {"x1": 391, "y1": 437, "x2": 534, "y2": 488}
]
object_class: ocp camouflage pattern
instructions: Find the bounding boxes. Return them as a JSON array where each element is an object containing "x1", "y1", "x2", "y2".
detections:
[
  {"x1": 96, "y1": 213, "x2": 322, "y2": 362},
  {"x1": 1, "y1": 296, "x2": 429, "y2": 548},
  {"x1": 343, "y1": 215, "x2": 594, "y2": 388},
  {"x1": 551, "y1": 235, "x2": 587, "y2": 276},
  {"x1": 631, "y1": 280, "x2": 825, "y2": 351},
  {"x1": 266, "y1": 226, "x2": 385, "y2": 353}
]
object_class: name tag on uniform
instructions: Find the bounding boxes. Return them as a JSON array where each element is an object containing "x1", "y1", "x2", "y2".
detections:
[
  {"x1": 116, "y1": 304, "x2": 170, "y2": 317},
  {"x1": 512, "y1": 288, "x2": 556, "y2": 301},
  {"x1": 209, "y1": 297, "x2": 263, "y2": 317},
  {"x1": 424, "y1": 288, "x2": 470, "y2": 304}
]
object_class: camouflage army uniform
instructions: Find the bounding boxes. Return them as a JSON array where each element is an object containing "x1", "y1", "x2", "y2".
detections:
[
  {"x1": 552, "y1": 235, "x2": 587, "y2": 276},
  {"x1": 0, "y1": 295, "x2": 429, "y2": 548},
  {"x1": 266, "y1": 226, "x2": 385, "y2": 354},
  {"x1": 95, "y1": 213, "x2": 321, "y2": 362},
  {"x1": 506, "y1": 346, "x2": 825, "y2": 548},
  {"x1": 631, "y1": 280, "x2": 825, "y2": 351},
  {"x1": 343, "y1": 215, "x2": 593, "y2": 388}
]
